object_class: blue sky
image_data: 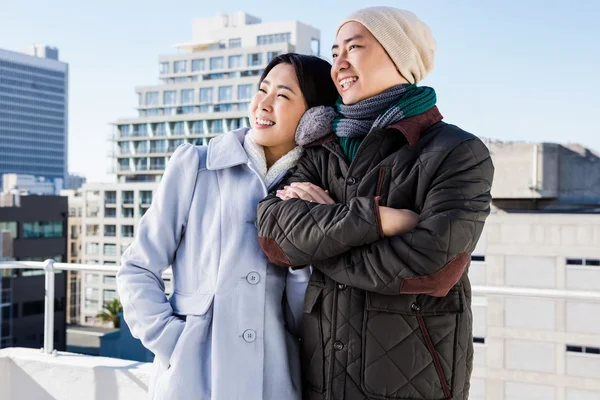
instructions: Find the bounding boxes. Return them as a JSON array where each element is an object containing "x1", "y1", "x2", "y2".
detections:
[{"x1": 1, "y1": 0, "x2": 599, "y2": 181}]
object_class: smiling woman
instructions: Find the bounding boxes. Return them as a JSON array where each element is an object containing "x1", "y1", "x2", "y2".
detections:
[
  {"x1": 250, "y1": 53, "x2": 338, "y2": 167},
  {"x1": 116, "y1": 52, "x2": 339, "y2": 400}
]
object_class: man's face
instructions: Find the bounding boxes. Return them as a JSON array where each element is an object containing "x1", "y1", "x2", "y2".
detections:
[{"x1": 331, "y1": 21, "x2": 407, "y2": 105}]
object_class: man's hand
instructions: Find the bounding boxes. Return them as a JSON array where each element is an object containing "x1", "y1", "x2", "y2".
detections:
[
  {"x1": 276, "y1": 182, "x2": 335, "y2": 204},
  {"x1": 379, "y1": 207, "x2": 420, "y2": 236}
]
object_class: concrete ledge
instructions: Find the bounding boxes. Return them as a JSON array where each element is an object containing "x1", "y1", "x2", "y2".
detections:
[{"x1": 0, "y1": 347, "x2": 152, "y2": 400}]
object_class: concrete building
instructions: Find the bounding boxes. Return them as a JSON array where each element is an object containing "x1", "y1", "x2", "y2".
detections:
[
  {"x1": 3, "y1": 173, "x2": 63, "y2": 195},
  {"x1": 110, "y1": 11, "x2": 320, "y2": 183},
  {"x1": 469, "y1": 141, "x2": 600, "y2": 400},
  {"x1": 78, "y1": 182, "x2": 172, "y2": 325},
  {"x1": 0, "y1": 194, "x2": 68, "y2": 351},
  {"x1": 0, "y1": 46, "x2": 69, "y2": 184},
  {"x1": 62, "y1": 189, "x2": 84, "y2": 324}
]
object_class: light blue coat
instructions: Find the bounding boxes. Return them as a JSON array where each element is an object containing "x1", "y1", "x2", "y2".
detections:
[{"x1": 117, "y1": 128, "x2": 309, "y2": 400}]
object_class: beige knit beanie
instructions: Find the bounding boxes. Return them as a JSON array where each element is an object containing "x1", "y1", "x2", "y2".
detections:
[{"x1": 336, "y1": 6, "x2": 437, "y2": 84}]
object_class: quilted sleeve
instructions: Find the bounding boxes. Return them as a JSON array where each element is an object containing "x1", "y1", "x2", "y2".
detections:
[
  {"x1": 311, "y1": 137, "x2": 494, "y2": 296},
  {"x1": 257, "y1": 151, "x2": 383, "y2": 267}
]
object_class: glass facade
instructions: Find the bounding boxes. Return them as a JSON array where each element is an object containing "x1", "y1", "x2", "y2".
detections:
[
  {"x1": 210, "y1": 57, "x2": 224, "y2": 70},
  {"x1": 247, "y1": 53, "x2": 263, "y2": 66},
  {"x1": 22, "y1": 221, "x2": 63, "y2": 239},
  {"x1": 218, "y1": 86, "x2": 233, "y2": 102},
  {"x1": 0, "y1": 55, "x2": 67, "y2": 181},
  {"x1": 257, "y1": 33, "x2": 291, "y2": 45},
  {"x1": 228, "y1": 55, "x2": 243, "y2": 69},
  {"x1": 191, "y1": 59, "x2": 205, "y2": 71},
  {"x1": 238, "y1": 84, "x2": 254, "y2": 100}
]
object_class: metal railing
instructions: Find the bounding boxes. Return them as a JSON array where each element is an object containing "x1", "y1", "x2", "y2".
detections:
[{"x1": 0, "y1": 260, "x2": 599, "y2": 356}]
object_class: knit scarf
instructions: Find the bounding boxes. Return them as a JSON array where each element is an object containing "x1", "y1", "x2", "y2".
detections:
[{"x1": 333, "y1": 84, "x2": 437, "y2": 161}]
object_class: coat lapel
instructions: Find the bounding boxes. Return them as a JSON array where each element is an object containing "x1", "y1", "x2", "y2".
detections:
[{"x1": 206, "y1": 127, "x2": 250, "y2": 170}]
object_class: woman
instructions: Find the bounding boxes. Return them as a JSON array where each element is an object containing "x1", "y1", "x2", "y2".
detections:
[{"x1": 116, "y1": 53, "x2": 338, "y2": 400}]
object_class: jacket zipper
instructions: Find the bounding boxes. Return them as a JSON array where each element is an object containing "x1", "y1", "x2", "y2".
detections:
[
  {"x1": 326, "y1": 287, "x2": 339, "y2": 400},
  {"x1": 416, "y1": 315, "x2": 453, "y2": 399}
]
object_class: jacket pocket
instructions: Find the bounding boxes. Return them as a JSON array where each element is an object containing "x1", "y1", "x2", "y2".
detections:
[
  {"x1": 301, "y1": 283, "x2": 326, "y2": 393},
  {"x1": 361, "y1": 287, "x2": 463, "y2": 400}
]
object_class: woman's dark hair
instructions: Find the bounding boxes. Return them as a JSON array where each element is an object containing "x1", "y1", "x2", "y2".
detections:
[{"x1": 259, "y1": 53, "x2": 338, "y2": 109}]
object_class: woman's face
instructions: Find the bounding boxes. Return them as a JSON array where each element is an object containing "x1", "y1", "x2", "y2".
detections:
[{"x1": 249, "y1": 63, "x2": 307, "y2": 151}]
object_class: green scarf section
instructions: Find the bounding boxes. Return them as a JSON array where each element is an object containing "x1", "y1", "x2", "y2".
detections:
[{"x1": 336, "y1": 84, "x2": 437, "y2": 162}]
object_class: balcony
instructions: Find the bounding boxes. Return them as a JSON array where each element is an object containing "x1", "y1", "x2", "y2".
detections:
[
  {"x1": 0, "y1": 260, "x2": 599, "y2": 399},
  {"x1": 0, "y1": 347, "x2": 151, "y2": 399}
]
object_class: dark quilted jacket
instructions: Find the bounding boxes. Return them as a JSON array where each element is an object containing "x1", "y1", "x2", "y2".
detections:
[{"x1": 257, "y1": 107, "x2": 494, "y2": 400}]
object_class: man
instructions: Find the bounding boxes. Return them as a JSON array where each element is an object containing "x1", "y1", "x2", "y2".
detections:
[{"x1": 257, "y1": 6, "x2": 494, "y2": 400}]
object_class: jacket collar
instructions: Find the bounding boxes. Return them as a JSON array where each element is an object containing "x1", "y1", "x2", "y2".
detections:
[
  {"x1": 206, "y1": 127, "x2": 250, "y2": 170},
  {"x1": 387, "y1": 106, "x2": 443, "y2": 146},
  {"x1": 306, "y1": 106, "x2": 444, "y2": 148}
]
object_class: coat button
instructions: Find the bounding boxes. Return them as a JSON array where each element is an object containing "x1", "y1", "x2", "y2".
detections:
[
  {"x1": 246, "y1": 271, "x2": 260, "y2": 285},
  {"x1": 333, "y1": 341, "x2": 344, "y2": 351},
  {"x1": 410, "y1": 302, "x2": 421, "y2": 313},
  {"x1": 347, "y1": 176, "x2": 357, "y2": 185},
  {"x1": 243, "y1": 329, "x2": 257, "y2": 342},
  {"x1": 337, "y1": 283, "x2": 347, "y2": 290}
]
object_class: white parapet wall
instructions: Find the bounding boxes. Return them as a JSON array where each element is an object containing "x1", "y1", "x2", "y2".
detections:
[{"x1": 0, "y1": 347, "x2": 152, "y2": 400}]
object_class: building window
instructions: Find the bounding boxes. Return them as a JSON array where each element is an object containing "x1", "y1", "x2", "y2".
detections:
[
  {"x1": 163, "y1": 90, "x2": 177, "y2": 105},
  {"x1": 228, "y1": 55, "x2": 243, "y2": 69},
  {"x1": 174, "y1": 60, "x2": 187, "y2": 73},
  {"x1": 122, "y1": 191, "x2": 134, "y2": 204},
  {"x1": 210, "y1": 120, "x2": 224, "y2": 133},
  {"x1": 86, "y1": 243, "x2": 99, "y2": 256},
  {"x1": 153, "y1": 123, "x2": 167, "y2": 136},
  {"x1": 172, "y1": 121, "x2": 185, "y2": 135},
  {"x1": 199, "y1": 88, "x2": 213, "y2": 103},
  {"x1": 121, "y1": 207, "x2": 134, "y2": 218},
  {"x1": 86, "y1": 273, "x2": 100, "y2": 284},
  {"x1": 566, "y1": 345, "x2": 600, "y2": 355},
  {"x1": 121, "y1": 225, "x2": 134, "y2": 238},
  {"x1": 181, "y1": 89, "x2": 194, "y2": 104},
  {"x1": 104, "y1": 225, "x2": 116, "y2": 237},
  {"x1": 139, "y1": 191, "x2": 152, "y2": 205},
  {"x1": 267, "y1": 51, "x2": 282, "y2": 62},
  {"x1": 257, "y1": 32, "x2": 291, "y2": 45},
  {"x1": 150, "y1": 140, "x2": 167, "y2": 153},
  {"x1": 210, "y1": 57, "x2": 224, "y2": 70},
  {"x1": 145, "y1": 92, "x2": 159, "y2": 106},
  {"x1": 104, "y1": 208, "x2": 116, "y2": 218},
  {"x1": 218, "y1": 86, "x2": 233, "y2": 102},
  {"x1": 103, "y1": 275, "x2": 116, "y2": 285},
  {"x1": 190, "y1": 121, "x2": 204, "y2": 134},
  {"x1": 473, "y1": 337, "x2": 486, "y2": 344},
  {"x1": 237, "y1": 84, "x2": 254, "y2": 100},
  {"x1": 229, "y1": 38, "x2": 241, "y2": 48},
  {"x1": 103, "y1": 290, "x2": 117, "y2": 304},
  {"x1": 567, "y1": 258, "x2": 600, "y2": 267},
  {"x1": 471, "y1": 255, "x2": 485, "y2": 262},
  {"x1": 159, "y1": 62, "x2": 170, "y2": 74},
  {"x1": 104, "y1": 191, "x2": 116, "y2": 204},
  {"x1": 22, "y1": 222, "x2": 63, "y2": 239},
  {"x1": 103, "y1": 243, "x2": 117, "y2": 257},
  {"x1": 85, "y1": 287, "x2": 99, "y2": 300},
  {"x1": 191, "y1": 59, "x2": 205, "y2": 72},
  {"x1": 0, "y1": 222, "x2": 18, "y2": 239},
  {"x1": 247, "y1": 53, "x2": 263, "y2": 67}
]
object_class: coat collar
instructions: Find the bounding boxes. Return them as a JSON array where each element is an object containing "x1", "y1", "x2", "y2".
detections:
[
  {"x1": 387, "y1": 106, "x2": 443, "y2": 146},
  {"x1": 206, "y1": 127, "x2": 250, "y2": 170},
  {"x1": 305, "y1": 106, "x2": 444, "y2": 148}
]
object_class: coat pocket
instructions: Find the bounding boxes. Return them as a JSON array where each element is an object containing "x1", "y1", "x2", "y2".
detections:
[
  {"x1": 301, "y1": 283, "x2": 326, "y2": 393},
  {"x1": 361, "y1": 287, "x2": 464, "y2": 400}
]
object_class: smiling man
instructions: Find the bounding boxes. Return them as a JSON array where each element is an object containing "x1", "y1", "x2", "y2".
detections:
[{"x1": 257, "y1": 6, "x2": 495, "y2": 400}]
